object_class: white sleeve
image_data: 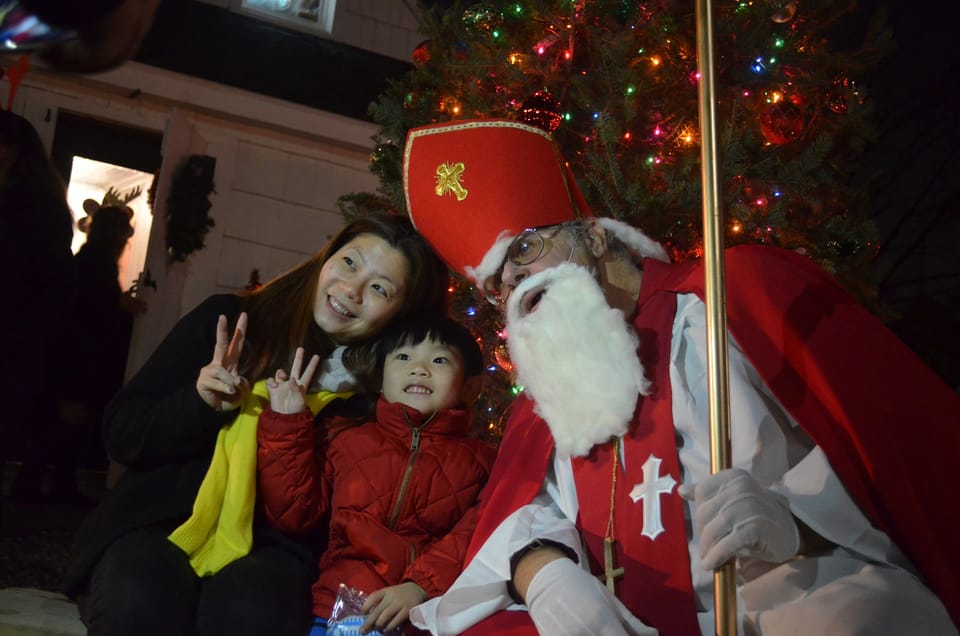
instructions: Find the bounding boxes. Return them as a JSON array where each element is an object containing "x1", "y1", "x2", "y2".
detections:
[
  {"x1": 670, "y1": 293, "x2": 914, "y2": 633},
  {"x1": 770, "y1": 446, "x2": 916, "y2": 570},
  {"x1": 410, "y1": 465, "x2": 585, "y2": 636}
]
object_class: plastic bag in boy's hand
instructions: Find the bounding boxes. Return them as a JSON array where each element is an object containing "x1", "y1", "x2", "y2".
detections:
[
  {"x1": 327, "y1": 584, "x2": 398, "y2": 636},
  {"x1": 327, "y1": 615, "x2": 383, "y2": 636}
]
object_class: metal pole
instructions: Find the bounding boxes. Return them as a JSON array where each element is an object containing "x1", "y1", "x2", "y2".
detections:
[{"x1": 694, "y1": 0, "x2": 737, "y2": 634}]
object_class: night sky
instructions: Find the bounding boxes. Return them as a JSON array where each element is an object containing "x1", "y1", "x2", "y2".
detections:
[{"x1": 856, "y1": 0, "x2": 960, "y2": 387}]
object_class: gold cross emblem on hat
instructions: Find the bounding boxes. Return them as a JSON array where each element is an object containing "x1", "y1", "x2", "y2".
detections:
[{"x1": 435, "y1": 162, "x2": 468, "y2": 201}]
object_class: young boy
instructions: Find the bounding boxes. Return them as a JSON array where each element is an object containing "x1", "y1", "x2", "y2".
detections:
[{"x1": 257, "y1": 316, "x2": 496, "y2": 635}]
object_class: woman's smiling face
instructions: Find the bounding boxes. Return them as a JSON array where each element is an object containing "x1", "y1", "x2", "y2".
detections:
[{"x1": 313, "y1": 233, "x2": 409, "y2": 342}]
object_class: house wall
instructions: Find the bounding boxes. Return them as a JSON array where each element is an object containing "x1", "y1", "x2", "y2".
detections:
[
  {"x1": 5, "y1": 60, "x2": 382, "y2": 376},
  {"x1": 196, "y1": 0, "x2": 424, "y2": 62},
  {"x1": 1, "y1": 0, "x2": 424, "y2": 375},
  {"x1": 183, "y1": 116, "x2": 380, "y2": 313},
  {"x1": 332, "y1": 1, "x2": 423, "y2": 61}
]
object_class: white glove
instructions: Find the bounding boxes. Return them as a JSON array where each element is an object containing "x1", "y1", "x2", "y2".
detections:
[
  {"x1": 525, "y1": 557, "x2": 658, "y2": 636},
  {"x1": 679, "y1": 468, "x2": 800, "y2": 570}
]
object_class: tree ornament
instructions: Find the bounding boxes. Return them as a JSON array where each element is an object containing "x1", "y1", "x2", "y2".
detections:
[
  {"x1": 403, "y1": 91, "x2": 424, "y2": 110},
  {"x1": 507, "y1": 51, "x2": 529, "y2": 67},
  {"x1": 519, "y1": 90, "x2": 562, "y2": 133},
  {"x1": 413, "y1": 40, "x2": 431, "y2": 66},
  {"x1": 825, "y1": 90, "x2": 847, "y2": 114},
  {"x1": 826, "y1": 76, "x2": 860, "y2": 114},
  {"x1": 615, "y1": 0, "x2": 639, "y2": 24},
  {"x1": 759, "y1": 101, "x2": 804, "y2": 144},
  {"x1": 371, "y1": 143, "x2": 399, "y2": 172},
  {"x1": 494, "y1": 343, "x2": 514, "y2": 374},
  {"x1": 828, "y1": 239, "x2": 861, "y2": 257},
  {"x1": 770, "y1": 1, "x2": 798, "y2": 23},
  {"x1": 463, "y1": 4, "x2": 502, "y2": 32}
]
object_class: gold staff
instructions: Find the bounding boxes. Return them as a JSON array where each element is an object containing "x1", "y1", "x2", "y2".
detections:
[{"x1": 694, "y1": 0, "x2": 737, "y2": 634}]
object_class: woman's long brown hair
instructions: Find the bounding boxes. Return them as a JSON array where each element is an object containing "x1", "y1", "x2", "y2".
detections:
[{"x1": 236, "y1": 213, "x2": 449, "y2": 385}]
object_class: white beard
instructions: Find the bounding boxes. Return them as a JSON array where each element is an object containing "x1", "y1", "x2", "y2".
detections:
[{"x1": 505, "y1": 263, "x2": 651, "y2": 458}]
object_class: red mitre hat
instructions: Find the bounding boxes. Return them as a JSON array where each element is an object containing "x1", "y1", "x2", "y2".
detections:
[{"x1": 403, "y1": 119, "x2": 593, "y2": 285}]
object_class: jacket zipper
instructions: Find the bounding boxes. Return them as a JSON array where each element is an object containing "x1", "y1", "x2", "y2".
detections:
[{"x1": 388, "y1": 424, "x2": 422, "y2": 529}]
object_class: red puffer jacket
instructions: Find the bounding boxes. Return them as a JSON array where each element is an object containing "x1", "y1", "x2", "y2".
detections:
[{"x1": 258, "y1": 397, "x2": 497, "y2": 619}]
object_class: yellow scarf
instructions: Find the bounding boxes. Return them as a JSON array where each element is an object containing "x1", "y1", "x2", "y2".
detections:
[{"x1": 168, "y1": 379, "x2": 351, "y2": 576}]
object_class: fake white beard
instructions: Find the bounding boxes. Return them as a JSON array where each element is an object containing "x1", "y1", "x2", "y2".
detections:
[{"x1": 505, "y1": 263, "x2": 651, "y2": 458}]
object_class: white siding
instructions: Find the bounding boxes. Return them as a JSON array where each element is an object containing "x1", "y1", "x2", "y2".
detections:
[
  {"x1": 9, "y1": 63, "x2": 380, "y2": 374},
  {"x1": 195, "y1": 0, "x2": 423, "y2": 62}
]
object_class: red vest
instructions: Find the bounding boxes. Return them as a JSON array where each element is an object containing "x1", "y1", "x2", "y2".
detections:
[
  {"x1": 571, "y1": 284, "x2": 699, "y2": 634},
  {"x1": 462, "y1": 279, "x2": 700, "y2": 635}
]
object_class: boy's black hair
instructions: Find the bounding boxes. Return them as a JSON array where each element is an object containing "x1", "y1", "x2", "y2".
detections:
[{"x1": 375, "y1": 315, "x2": 484, "y2": 378}]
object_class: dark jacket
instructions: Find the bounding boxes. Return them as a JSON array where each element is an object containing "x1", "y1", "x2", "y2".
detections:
[
  {"x1": 63, "y1": 294, "x2": 245, "y2": 595},
  {"x1": 258, "y1": 397, "x2": 496, "y2": 618}
]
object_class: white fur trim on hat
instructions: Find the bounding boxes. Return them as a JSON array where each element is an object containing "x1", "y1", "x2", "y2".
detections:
[
  {"x1": 598, "y1": 218, "x2": 670, "y2": 263},
  {"x1": 464, "y1": 231, "x2": 516, "y2": 288}
]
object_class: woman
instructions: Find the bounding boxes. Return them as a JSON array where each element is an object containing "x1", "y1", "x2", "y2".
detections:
[{"x1": 62, "y1": 213, "x2": 449, "y2": 636}]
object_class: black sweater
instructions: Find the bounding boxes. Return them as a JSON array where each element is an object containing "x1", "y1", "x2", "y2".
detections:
[{"x1": 63, "y1": 294, "x2": 243, "y2": 595}]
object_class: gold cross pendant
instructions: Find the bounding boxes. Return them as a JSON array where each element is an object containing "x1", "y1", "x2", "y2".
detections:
[{"x1": 601, "y1": 537, "x2": 625, "y2": 593}]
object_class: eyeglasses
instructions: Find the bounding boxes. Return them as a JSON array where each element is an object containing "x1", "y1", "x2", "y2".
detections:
[{"x1": 482, "y1": 225, "x2": 577, "y2": 306}]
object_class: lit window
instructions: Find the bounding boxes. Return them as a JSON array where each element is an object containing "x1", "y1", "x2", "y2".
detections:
[{"x1": 238, "y1": 0, "x2": 336, "y2": 34}]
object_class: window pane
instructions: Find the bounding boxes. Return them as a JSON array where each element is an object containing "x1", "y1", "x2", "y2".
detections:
[{"x1": 240, "y1": 0, "x2": 330, "y2": 29}]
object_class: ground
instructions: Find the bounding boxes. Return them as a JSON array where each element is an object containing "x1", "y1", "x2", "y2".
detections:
[{"x1": 0, "y1": 464, "x2": 105, "y2": 592}]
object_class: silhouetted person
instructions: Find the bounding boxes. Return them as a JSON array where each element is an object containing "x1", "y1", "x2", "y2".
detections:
[
  {"x1": 9, "y1": 201, "x2": 144, "y2": 503},
  {"x1": 0, "y1": 110, "x2": 76, "y2": 501},
  {"x1": 60, "y1": 205, "x2": 145, "y2": 479}
]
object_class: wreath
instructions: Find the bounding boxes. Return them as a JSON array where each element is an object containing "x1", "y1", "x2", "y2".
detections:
[{"x1": 165, "y1": 154, "x2": 216, "y2": 262}]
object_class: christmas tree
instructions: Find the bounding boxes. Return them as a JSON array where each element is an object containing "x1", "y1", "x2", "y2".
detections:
[{"x1": 339, "y1": 0, "x2": 893, "y2": 439}]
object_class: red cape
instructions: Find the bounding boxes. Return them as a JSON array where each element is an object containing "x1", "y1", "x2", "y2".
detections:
[{"x1": 466, "y1": 245, "x2": 960, "y2": 629}]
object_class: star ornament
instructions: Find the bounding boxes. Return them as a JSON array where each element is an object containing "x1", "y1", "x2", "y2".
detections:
[{"x1": 435, "y1": 161, "x2": 468, "y2": 201}]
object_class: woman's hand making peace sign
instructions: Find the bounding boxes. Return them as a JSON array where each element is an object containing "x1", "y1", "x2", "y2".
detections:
[{"x1": 196, "y1": 313, "x2": 250, "y2": 412}]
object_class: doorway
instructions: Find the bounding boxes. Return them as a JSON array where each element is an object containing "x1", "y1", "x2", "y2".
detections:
[
  {"x1": 66, "y1": 157, "x2": 155, "y2": 294},
  {"x1": 50, "y1": 111, "x2": 163, "y2": 358}
]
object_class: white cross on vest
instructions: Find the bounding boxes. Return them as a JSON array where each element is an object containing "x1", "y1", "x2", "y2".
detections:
[{"x1": 628, "y1": 454, "x2": 677, "y2": 540}]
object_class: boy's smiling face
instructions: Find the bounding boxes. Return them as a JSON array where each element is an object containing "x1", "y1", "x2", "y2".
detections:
[{"x1": 382, "y1": 337, "x2": 467, "y2": 415}]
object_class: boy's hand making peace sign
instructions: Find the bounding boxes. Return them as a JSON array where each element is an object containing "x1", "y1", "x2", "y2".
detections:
[{"x1": 265, "y1": 347, "x2": 321, "y2": 415}]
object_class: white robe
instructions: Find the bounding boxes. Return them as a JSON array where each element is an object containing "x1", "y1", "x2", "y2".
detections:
[{"x1": 411, "y1": 294, "x2": 956, "y2": 636}]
